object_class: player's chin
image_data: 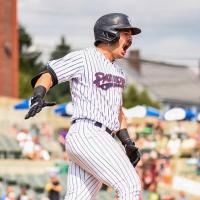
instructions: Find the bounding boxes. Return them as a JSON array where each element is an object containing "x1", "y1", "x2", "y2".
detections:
[
  {"x1": 114, "y1": 49, "x2": 127, "y2": 59},
  {"x1": 118, "y1": 51, "x2": 126, "y2": 58},
  {"x1": 118, "y1": 55, "x2": 125, "y2": 59}
]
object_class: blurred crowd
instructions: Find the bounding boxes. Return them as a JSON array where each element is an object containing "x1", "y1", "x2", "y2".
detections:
[
  {"x1": 2, "y1": 119, "x2": 200, "y2": 199},
  {"x1": 7, "y1": 119, "x2": 200, "y2": 161},
  {"x1": 127, "y1": 120, "x2": 200, "y2": 200},
  {"x1": 0, "y1": 173, "x2": 63, "y2": 200},
  {"x1": 7, "y1": 123, "x2": 69, "y2": 161},
  {"x1": 129, "y1": 120, "x2": 200, "y2": 158},
  {"x1": 1, "y1": 185, "x2": 31, "y2": 200},
  {"x1": 9, "y1": 124, "x2": 51, "y2": 160}
]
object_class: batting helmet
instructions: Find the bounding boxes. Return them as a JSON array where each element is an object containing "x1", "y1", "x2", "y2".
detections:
[{"x1": 94, "y1": 13, "x2": 141, "y2": 46}]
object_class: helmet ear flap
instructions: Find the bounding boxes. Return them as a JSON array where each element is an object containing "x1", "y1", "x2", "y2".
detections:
[
  {"x1": 94, "y1": 19, "x2": 121, "y2": 46},
  {"x1": 102, "y1": 30, "x2": 120, "y2": 44},
  {"x1": 109, "y1": 31, "x2": 120, "y2": 43}
]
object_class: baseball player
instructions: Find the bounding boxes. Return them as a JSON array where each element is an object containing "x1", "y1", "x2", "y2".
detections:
[{"x1": 25, "y1": 13, "x2": 141, "y2": 200}]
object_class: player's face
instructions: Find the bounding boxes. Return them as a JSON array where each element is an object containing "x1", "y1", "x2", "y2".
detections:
[{"x1": 111, "y1": 29, "x2": 132, "y2": 59}]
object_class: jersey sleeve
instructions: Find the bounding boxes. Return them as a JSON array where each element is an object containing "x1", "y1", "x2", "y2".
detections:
[{"x1": 47, "y1": 50, "x2": 84, "y2": 84}]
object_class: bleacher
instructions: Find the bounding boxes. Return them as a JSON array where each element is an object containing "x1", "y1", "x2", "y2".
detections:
[
  {"x1": 1, "y1": 130, "x2": 199, "y2": 199},
  {"x1": 0, "y1": 131, "x2": 117, "y2": 199},
  {"x1": 0, "y1": 133, "x2": 63, "y2": 159},
  {"x1": 0, "y1": 134, "x2": 21, "y2": 159},
  {"x1": 0, "y1": 172, "x2": 116, "y2": 200}
]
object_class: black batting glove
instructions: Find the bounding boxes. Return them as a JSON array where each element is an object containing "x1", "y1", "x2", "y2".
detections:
[
  {"x1": 124, "y1": 140, "x2": 141, "y2": 167},
  {"x1": 25, "y1": 96, "x2": 55, "y2": 119},
  {"x1": 116, "y1": 129, "x2": 141, "y2": 167},
  {"x1": 25, "y1": 86, "x2": 56, "y2": 119}
]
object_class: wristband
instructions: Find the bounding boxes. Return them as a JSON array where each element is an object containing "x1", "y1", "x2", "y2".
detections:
[
  {"x1": 33, "y1": 85, "x2": 46, "y2": 98},
  {"x1": 116, "y1": 129, "x2": 135, "y2": 146}
]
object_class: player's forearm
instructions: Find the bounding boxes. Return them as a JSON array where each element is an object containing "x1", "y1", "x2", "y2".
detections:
[
  {"x1": 117, "y1": 111, "x2": 141, "y2": 167},
  {"x1": 35, "y1": 72, "x2": 53, "y2": 91},
  {"x1": 25, "y1": 72, "x2": 56, "y2": 119},
  {"x1": 119, "y1": 107, "x2": 127, "y2": 129},
  {"x1": 118, "y1": 107, "x2": 132, "y2": 144}
]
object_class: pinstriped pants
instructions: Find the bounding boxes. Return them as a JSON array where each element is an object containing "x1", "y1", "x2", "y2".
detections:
[{"x1": 64, "y1": 120, "x2": 141, "y2": 200}]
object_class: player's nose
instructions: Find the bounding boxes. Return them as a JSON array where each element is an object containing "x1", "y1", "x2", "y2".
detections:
[{"x1": 127, "y1": 38, "x2": 132, "y2": 46}]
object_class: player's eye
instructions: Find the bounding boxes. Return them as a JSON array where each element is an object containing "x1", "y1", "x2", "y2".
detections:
[{"x1": 123, "y1": 32, "x2": 131, "y2": 37}]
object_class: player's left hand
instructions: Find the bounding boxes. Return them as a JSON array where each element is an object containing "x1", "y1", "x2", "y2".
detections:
[
  {"x1": 124, "y1": 141, "x2": 141, "y2": 167},
  {"x1": 25, "y1": 95, "x2": 56, "y2": 119}
]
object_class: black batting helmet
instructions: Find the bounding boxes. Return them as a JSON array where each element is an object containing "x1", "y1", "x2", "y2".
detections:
[{"x1": 94, "y1": 13, "x2": 141, "y2": 46}]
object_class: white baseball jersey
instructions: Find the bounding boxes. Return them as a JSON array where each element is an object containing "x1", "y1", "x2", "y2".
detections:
[
  {"x1": 47, "y1": 47, "x2": 141, "y2": 200},
  {"x1": 47, "y1": 47, "x2": 126, "y2": 131}
]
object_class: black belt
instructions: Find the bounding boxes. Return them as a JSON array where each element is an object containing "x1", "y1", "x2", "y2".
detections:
[{"x1": 72, "y1": 119, "x2": 116, "y2": 136}]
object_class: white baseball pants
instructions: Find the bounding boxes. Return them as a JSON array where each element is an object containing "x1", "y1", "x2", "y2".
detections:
[{"x1": 64, "y1": 119, "x2": 141, "y2": 200}]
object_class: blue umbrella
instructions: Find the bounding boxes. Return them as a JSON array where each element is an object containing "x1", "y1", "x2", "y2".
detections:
[
  {"x1": 54, "y1": 103, "x2": 66, "y2": 114},
  {"x1": 54, "y1": 102, "x2": 73, "y2": 116},
  {"x1": 185, "y1": 109, "x2": 196, "y2": 120},
  {"x1": 164, "y1": 107, "x2": 196, "y2": 121},
  {"x1": 123, "y1": 105, "x2": 160, "y2": 119},
  {"x1": 14, "y1": 99, "x2": 31, "y2": 110},
  {"x1": 146, "y1": 107, "x2": 160, "y2": 117}
]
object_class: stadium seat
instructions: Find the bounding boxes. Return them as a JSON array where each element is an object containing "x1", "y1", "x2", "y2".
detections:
[{"x1": 0, "y1": 135, "x2": 21, "y2": 158}]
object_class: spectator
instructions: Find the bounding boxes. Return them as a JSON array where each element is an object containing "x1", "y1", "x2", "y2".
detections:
[
  {"x1": 40, "y1": 123, "x2": 53, "y2": 141},
  {"x1": 6, "y1": 192, "x2": 16, "y2": 200},
  {"x1": 167, "y1": 135, "x2": 181, "y2": 157},
  {"x1": 142, "y1": 169, "x2": 155, "y2": 190},
  {"x1": 176, "y1": 191, "x2": 188, "y2": 200},
  {"x1": 194, "y1": 122, "x2": 200, "y2": 151},
  {"x1": 161, "y1": 159, "x2": 173, "y2": 185},
  {"x1": 180, "y1": 135, "x2": 196, "y2": 157},
  {"x1": 29, "y1": 124, "x2": 40, "y2": 138},
  {"x1": 45, "y1": 174, "x2": 62, "y2": 200},
  {"x1": 17, "y1": 185, "x2": 29, "y2": 200},
  {"x1": 8, "y1": 124, "x2": 18, "y2": 138},
  {"x1": 1, "y1": 186, "x2": 15, "y2": 200},
  {"x1": 154, "y1": 120, "x2": 164, "y2": 136},
  {"x1": 170, "y1": 121, "x2": 186, "y2": 136},
  {"x1": 58, "y1": 128, "x2": 68, "y2": 152},
  {"x1": 148, "y1": 183, "x2": 160, "y2": 200},
  {"x1": 155, "y1": 135, "x2": 168, "y2": 155},
  {"x1": 23, "y1": 136, "x2": 50, "y2": 160},
  {"x1": 16, "y1": 129, "x2": 31, "y2": 148},
  {"x1": 57, "y1": 128, "x2": 69, "y2": 161},
  {"x1": 197, "y1": 156, "x2": 200, "y2": 175}
]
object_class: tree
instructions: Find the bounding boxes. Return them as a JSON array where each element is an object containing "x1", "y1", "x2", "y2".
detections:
[
  {"x1": 19, "y1": 26, "x2": 31, "y2": 53},
  {"x1": 138, "y1": 90, "x2": 160, "y2": 108},
  {"x1": 19, "y1": 27, "x2": 71, "y2": 103},
  {"x1": 19, "y1": 26, "x2": 44, "y2": 98},
  {"x1": 123, "y1": 84, "x2": 160, "y2": 108},
  {"x1": 50, "y1": 36, "x2": 71, "y2": 60},
  {"x1": 47, "y1": 36, "x2": 71, "y2": 103},
  {"x1": 123, "y1": 85, "x2": 139, "y2": 108}
]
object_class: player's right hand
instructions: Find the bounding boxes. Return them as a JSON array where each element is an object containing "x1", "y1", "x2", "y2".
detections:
[
  {"x1": 124, "y1": 140, "x2": 141, "y2": 167},
  {"x1": 25, "y1": 95, "x2": 56, "y2": 119}
]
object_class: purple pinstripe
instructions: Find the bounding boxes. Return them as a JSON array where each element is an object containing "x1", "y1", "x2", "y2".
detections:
[
  {"x1": 47, "y1": 47, "x2": 141, "y2": 199},
  {"x1": 64, "y1": 120, "x2": 141, "y2": 200}
]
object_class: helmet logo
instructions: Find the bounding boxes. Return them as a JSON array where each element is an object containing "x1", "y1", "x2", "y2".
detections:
[{"x1": 127, "y1": 17, "x2": 132, "y2": 25}]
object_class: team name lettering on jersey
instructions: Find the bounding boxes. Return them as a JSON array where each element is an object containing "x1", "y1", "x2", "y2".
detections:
[
  {"x1": 93, "y1": 72, "x2": 125, "y2": 90},
  {"x1": 48, "y1": 47, "x2": 126, "y2": 130}
]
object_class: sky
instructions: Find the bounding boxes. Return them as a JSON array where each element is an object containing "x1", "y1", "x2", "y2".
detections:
[{"x1": 18, "y1": 0, "x2": 200, "y2": 69}]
